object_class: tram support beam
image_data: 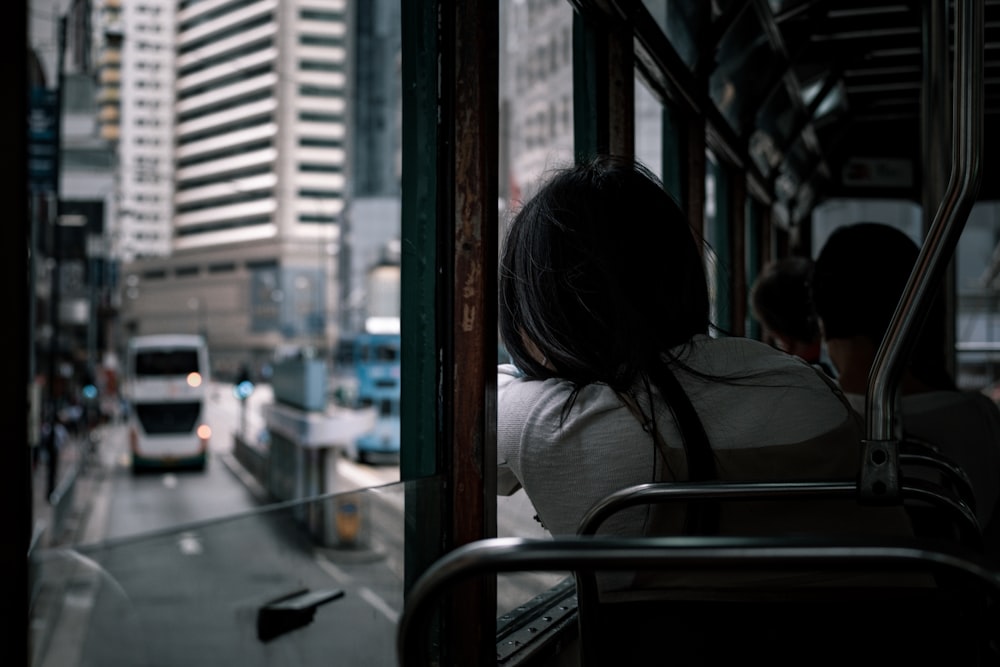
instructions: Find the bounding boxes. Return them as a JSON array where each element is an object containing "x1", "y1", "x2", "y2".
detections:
[
  {"x1": 922, "y1": 0, "x2": 956, "y2": 381},
  {"x1": 572, "y1": 14, "x2": 634, "y2": 160},
  {"x1": 396, "y1": 0, "x2": 501, "y2": 665}
]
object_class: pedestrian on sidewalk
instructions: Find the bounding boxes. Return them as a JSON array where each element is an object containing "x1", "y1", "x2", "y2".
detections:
[{"x1": 40, "y1": 412, "x2": 68, "y2": 501}]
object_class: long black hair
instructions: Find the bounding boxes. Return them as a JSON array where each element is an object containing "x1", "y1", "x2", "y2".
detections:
[{"x1": 499, "y1": 155, "x2": 717, "y2": 482}]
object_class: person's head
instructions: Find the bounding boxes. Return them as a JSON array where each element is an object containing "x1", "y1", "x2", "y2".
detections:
[
  {"x1": 499, "y1": 155, "x2": 709, "y2": 390},
  {"x1": 811, "y1": 222, "x2": 953, "y2": 391},
  {"x1": 749, "y1": 256, "x2": 821, "y2": 360}
]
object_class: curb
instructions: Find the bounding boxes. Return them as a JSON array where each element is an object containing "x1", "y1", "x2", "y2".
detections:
[{"x1": 217, "y1": 450, "x2": 270, "y2": 504}]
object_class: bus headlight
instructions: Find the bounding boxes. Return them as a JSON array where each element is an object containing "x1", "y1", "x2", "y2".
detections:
[{"x1": 197, "y1": 424, "x2": 212, "y2": 441}]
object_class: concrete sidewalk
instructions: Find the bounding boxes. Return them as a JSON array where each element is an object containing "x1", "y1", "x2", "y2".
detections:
[
  {"x1": 30, "y1": 421, "x2": 116, "y2": 549},
  {"x1": 29, "y1": 423, "x2": 118, "y2": 667}
]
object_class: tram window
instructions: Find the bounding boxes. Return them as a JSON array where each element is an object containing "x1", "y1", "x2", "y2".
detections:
[
  {"x1": 704, "y1": 156, "x2": 734, "y2": 334},
  {"x1": 503, "y1": 0, "x2": 573, "y2": 199},
  {"x1": 712, "y1": 6, "x2": 784, "y2": 133},
  {"x1": 810, "y1": 199, "x2": 1000, "y2": 395},
  {"x1": 641, "y1": 1, "x2": 709, "y2": 70},
  {"x1": 745, "y1": 199, "x2": 767, "y2": 340},
  {"x1": 635, "y1": 76, "x2": 663, "y2": 181},
  {"x1": 800, "y1": 78, "x2": 846, "y2": 120},
  {"x1": 495, "y1": 0, "x2": 577, "y2": 615},
  {"x1": 811, "y1": 199, "x2": 922, "y2": 256},
  {"x1": 957, "y1": 202, "x2": 1000, "y2": 393},
  {"x1": 752, "y1": 84, "x2": 802, "y2": 178}
]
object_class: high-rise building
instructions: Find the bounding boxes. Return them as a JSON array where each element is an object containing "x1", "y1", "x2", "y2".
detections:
[
  {"x1": 26, "y1": 0, "x2": 119, "y2": 446},
  {"x1": 114, "y1": 0, "x2": 174, "y2": 261},
  {"x1": 120, "y1": 0, "x2": 352, "y2": 373},
  {"x1": 173, "y1": 0, "x2": 347, "y2": 251}
]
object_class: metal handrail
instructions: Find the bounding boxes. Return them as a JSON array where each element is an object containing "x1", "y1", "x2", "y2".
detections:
[
  {"x1": 575, "y1": 479, "x2": 980, "y2": 548},
  {"x1": 900, "y1": 451, "x2": 977, "y2": 513},
  {"x1": 863, "y1": 0, "x2": 984, "y2": 500},
  {"x1": 395, "y1": 535, "x2": 1000, "y2": 666},
  {"x1": 576, "y1": 481, "x2": 855, "y2": 536}
]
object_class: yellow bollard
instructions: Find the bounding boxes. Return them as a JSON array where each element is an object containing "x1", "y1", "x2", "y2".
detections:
[{"x1": 334, "y1": 494, "x2": 361, "y2": 546}]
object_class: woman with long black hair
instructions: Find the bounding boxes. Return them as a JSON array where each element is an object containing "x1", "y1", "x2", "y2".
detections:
[{"x1": 497, "y1": 155, "x2": 900, "y2": 541}]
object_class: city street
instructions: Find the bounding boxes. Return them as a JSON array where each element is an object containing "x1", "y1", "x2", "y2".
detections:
[{"x1": 31, "y1": 383, "x2": 558, "y2": 667}]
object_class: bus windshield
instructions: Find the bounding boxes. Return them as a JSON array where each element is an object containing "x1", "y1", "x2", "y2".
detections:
[{"x1": 134, "y1": 350, "x2": 200, "y2": 377}]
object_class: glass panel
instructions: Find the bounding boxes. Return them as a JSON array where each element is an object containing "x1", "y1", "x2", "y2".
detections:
[
  {"x1": 766, "y1": 0, "x2": 814, "y2": 15},
  {"x1": 813, "y1": 200, "x2": 1000, "y2": 396},
  {"x1": 498, "y1": 0, "x2": 577, "y2": 616},
  {"x1": 775, "y1": 135, "x2": 810, "y2": 204},
  {"x1": 811, "y1": 199, "x2": 923, "y2": 259},
  {"x1": 745, "y1": 200, "x2": 763, "y2": 340},
  {"x1": 640, "y1": 0, "x2": 710, "y2": 70},
  {"x1": 503, "y1": 0, "x2": 574, "y2": 207},
  {"x1": 711, "y1": 7, "x2": 783, "y2": 134},
  {"x1": 800, "y1": 79, "x2": 822, "y2": 108},
  {"x1": 134, "y1": 349, "x2": 200, "y2": 376},
  {"x1": 706, "y1": 156, "x2": 732, "y2": 334},
  {"x1": 792, "y1": 181, "x2": 816, "y2": 223},
  {"x1": 31, "y1": 479, "x2": 427, "y2": 666},
  {"x1": 801, "y1": 79, "x2": 847, "y2": 121},
  {"x1": 31, "y1": 477, "x2": 568, "y2": 666},
  {"x1": 635, "y1": 76, "x2": 664, "y2": 180},
  {"x1": 497, "y1": 490, "x2": 566, "y2": 614},
  {"x1": 704, "y1": 153, "x2": 722, "y2": 333},
  {"x1": 957, "y1": 203, "x2": 1000, "y2": 393},
  {"x1": 750, "y1": 83, "x2": 803, "y2": 177},
  {"x1": 30, "y1": 370, "x2": 563, "y2": 666}
]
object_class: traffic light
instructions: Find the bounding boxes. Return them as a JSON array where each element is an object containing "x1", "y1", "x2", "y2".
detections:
[{"x1": 233, "y1": 365, "x2": 255, "y2": 401}]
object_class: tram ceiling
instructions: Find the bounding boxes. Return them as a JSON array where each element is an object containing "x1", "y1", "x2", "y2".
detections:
[{"x1": 585, "y1": 0, "x2": 1000, "y2": 221}]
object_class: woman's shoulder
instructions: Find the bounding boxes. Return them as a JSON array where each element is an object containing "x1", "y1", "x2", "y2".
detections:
[
  {"x1": 685, "y1": 333, "x2": 789, "y2": 356},
  {"x1": 683, "y1": 334, "x2": 828, "y2": 378},
  {"x1": 680, "y1": 336, "x2": 860, "y2": 440},
  {"x1": 497, "y1": 365, "x2": 624, "y2": 420}
]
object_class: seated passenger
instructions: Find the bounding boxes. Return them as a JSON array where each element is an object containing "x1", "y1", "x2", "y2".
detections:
[
  {"x1": 496, "y1": 156, "x2": 908, "y2": 543},
  {"x1": 812, "y1": 222, "x2": 1000, "y2": 547},
  {"x1": 750, "y1": 256, "x2": 835, "y2": 377}
]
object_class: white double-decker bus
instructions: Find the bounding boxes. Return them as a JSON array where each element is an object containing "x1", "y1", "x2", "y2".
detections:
[{"x1": 124, "y1": 334, "x2": 211, "y2": 472}]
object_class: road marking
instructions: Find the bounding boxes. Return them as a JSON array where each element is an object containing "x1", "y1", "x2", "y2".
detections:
[
  {"x1": 359, "y1": 587, "x2": 400, "y2": 624},
  {"x1": 315, "y1": 554, "x2": 351, "y2": 584},
  {"x1": 314, "y1": 553, "x2": 399, "y2": 623}
]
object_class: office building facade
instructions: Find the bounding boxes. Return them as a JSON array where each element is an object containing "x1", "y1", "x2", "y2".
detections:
[{"x1": 121, "y1": 0, "x2": 350, "y2": 375}]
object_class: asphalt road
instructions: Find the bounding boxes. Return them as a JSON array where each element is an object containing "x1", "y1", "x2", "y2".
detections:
[{"x1": 31, "y1": 383, "x2": 559, "y2": 667}]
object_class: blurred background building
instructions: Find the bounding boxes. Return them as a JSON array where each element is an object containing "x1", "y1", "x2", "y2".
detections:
[
  {"x1": 28, "y1": 0, "x2": 600, "y2": 390},
  {"x1": 109, "y1": 0, "x2": 403, "y2": 378}
]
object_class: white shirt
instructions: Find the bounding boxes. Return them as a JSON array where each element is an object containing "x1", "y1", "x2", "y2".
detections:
[{"x1": 498, "y1": 335, "x2": 875, "y2": 537}]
